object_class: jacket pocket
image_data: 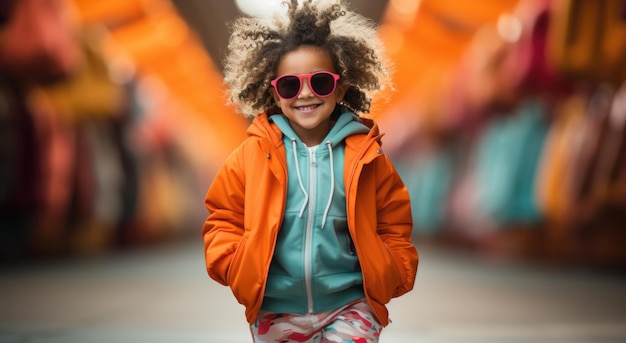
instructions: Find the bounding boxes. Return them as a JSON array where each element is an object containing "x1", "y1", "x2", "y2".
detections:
[
  {"x1": 365, "y1": 237, "x2": 402, "y2": 305},
  {"x1": 226, "y1": 233, "x2": 249, "y2": 286},
  {"x1": 383, "y1": 242, "x2": 403, "y2": 285}
]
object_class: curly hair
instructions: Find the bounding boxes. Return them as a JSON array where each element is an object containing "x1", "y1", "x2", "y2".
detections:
[{"x1": 223, "y1": 0, "x2": 393, "y2": 117}]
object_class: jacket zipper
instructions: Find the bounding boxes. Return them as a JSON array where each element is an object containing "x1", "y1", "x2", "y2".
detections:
[{"x1": 305, "y1": 147, "x2": 317, "y2": 313}]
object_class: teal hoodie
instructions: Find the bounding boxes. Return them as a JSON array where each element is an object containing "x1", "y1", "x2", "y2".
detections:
[{"x1": 261, "y1": 107, "x2": 371, "y2": 314}]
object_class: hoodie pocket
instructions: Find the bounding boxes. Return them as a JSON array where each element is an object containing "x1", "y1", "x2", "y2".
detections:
[{"x1": 347, "y1": 234, "x2": 356, "y2": 255}]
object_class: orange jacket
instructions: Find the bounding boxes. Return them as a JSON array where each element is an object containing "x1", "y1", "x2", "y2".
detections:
[{"x1": 202, "y1": 112, "x2": 418, "y2": 326}]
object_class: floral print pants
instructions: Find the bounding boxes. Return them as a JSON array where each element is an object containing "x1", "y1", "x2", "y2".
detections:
[{"x1": 250, "y1": 299, "x2": 381, "y2": 343}]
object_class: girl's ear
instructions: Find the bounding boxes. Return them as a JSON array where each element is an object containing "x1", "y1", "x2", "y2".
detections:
[
  {"x1": 335, "y1": 83, "x2": 348, "y2": 103},
  {"x1": 270, "y1": 87, "x2": 281, "y2": 105}
]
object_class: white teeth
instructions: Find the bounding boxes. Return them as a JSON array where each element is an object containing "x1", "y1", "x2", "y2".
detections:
[{"x1": 298, "y1": 105, "x2": 318, "y2": 111}]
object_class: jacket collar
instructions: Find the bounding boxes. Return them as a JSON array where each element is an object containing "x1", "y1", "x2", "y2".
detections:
[{"x1": 247, "y1": 112, "x2": 284, "y2": 149}]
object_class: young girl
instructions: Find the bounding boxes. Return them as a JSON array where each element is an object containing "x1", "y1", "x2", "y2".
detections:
[{"x1": 202, "y1": 1, "x2": 418, "y2": 341}]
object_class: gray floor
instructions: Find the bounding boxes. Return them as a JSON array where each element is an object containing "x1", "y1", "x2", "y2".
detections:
[{"x1": 1, "y1": 238, "x2": 625, "y2": 343}]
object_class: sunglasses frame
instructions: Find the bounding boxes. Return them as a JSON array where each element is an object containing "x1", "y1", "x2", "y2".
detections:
[{"x1": 271, "y1": 71, "x2": 340, "y2": 100}]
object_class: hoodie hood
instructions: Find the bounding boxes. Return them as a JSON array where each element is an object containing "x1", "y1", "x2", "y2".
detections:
[
  {"x1": 265, "y1": 106, "x2": 371, "y2": 146},
  {"x1": 247, "y1": 106, "x2": 380, "y2": 147}
]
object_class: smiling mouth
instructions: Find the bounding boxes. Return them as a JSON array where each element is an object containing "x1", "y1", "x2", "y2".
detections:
[{"x1": 295, "y1": 104, "x2": 320, "y2": 112}]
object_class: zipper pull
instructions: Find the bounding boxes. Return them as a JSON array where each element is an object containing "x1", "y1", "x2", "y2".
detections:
[{"x1": 310, "y1": 147, "x2": 317, "y2": 167}]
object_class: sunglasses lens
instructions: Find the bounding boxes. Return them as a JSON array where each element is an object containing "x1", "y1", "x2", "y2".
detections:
[
  {"x1": 275, "y1": 76, "x2": 300, "y2": 99},
  {"x1": 310, "y1": 73, "x2": 336, "y2": 96}
]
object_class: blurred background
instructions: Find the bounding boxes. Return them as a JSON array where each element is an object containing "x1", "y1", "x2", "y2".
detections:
[
  {"x1": 1, "y1": 0, "x2": 626, "y2": 342},
  {"x1": 2, "y1": 0, "x2": 625, "y2": 266}
]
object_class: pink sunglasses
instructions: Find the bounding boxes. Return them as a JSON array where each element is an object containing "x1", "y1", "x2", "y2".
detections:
[{"x1": 271, "y1": 71, "x2": 340, "y2": 100}]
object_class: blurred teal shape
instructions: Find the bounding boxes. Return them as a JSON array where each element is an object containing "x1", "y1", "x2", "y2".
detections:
[
  {"x1": 408, "y1": 146, "x2": 456, "y2": 234},
  {"x1": 475, "y1": 98, "x2": 549, "y2": 225}
]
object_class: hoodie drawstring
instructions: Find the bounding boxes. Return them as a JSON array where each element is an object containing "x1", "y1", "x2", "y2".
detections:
[
  {"x1": 291, "y1": 138, "x2": 335, "y2": 229},
  {"x1": 292, "y1": 139, "x2": 309, "y2": 218},
  {"x1": 321, "y1": 141, "x2": 334, "y2": 229}
]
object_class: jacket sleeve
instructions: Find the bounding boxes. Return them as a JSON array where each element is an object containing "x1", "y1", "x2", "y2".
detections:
[
  {"x1": 375, "y1": 154, "x2": 419, "y2": 297},
  {"x1": 202, "y1": 146, "x2": 246, "y2": 286}
]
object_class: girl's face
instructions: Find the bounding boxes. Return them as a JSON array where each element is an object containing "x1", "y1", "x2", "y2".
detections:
[{"x1": 271, "y1": 46, "x2": 347, "y2": 146}]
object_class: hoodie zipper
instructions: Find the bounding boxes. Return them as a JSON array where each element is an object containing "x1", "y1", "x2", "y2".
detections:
[{"x1": 304, "y1": 146, "x2": 317, "y2": 313}]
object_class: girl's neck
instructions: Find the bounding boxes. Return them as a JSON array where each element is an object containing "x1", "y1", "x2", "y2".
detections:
[{"x1": 292, "y1": 120, "x2": 332, "y2": 147}]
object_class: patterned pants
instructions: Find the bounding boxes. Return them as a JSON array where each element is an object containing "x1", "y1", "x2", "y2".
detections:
[{"x1": 250, "y1": 299, "x2": 381, "y2": 343}]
